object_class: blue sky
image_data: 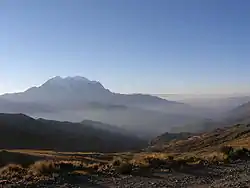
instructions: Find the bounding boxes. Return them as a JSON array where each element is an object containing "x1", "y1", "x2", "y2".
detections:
[{"x1": 1, "y1": 0, "x2": 250, "y2": 94}]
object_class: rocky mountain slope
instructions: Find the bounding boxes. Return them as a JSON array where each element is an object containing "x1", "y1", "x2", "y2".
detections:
[{"x1": 151, "y1": 123, "x2": 250, "y2": 153}]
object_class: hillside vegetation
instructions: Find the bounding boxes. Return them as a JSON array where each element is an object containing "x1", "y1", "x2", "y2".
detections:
[{"x1": 150, "y1": 124, "x2": 250, "y2": 155}]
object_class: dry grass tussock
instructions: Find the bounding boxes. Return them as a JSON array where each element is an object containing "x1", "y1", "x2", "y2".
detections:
[
  {"x1": 0, "y1": 158, "x2": 104, "y2": 180},
  {"x1": 0, "y1": 164, "x2": 27, "y2": 179},
  {"x1": 103, "y1": 153, "x2": 180, "y2": 175},
  {"x1": 29, "y1": 160, "x2": 59, "y2": 175},
  {"x1": 107, "y1": 148, "x2": 250, "y2": 175},
  {"x1": 0, "y1": 146, "x2": 249, "y2": 179}
]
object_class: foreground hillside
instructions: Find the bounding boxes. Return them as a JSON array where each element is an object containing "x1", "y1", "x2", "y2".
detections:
[
  {"x1": 0, "y1": 123, "x2": 250, "y2": 187},
  {"x1": 0, "y1": 149, "x2": 249, "y2": 188},
  {"x1": 0, "y1": 113, "x2": 146, "y2": 152},
  {"x1": 150, "y1": 124, "x2": 250, "y2": 154}
]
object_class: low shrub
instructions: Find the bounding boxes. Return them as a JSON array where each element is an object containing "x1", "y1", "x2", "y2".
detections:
[{"x1": 227, "y1": 147, "x2": 250, "y2": 161}]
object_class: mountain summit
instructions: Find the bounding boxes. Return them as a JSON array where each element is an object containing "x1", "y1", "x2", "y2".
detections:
[
  {"x1": 43, "y1": 76, "x2": 101, "y2": 86},
  {"x1": 2, "y1": 76, "x2": 109, "y2": 103}
]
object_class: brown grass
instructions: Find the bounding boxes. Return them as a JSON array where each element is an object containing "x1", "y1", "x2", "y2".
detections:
[
  {"x1": 0, "y1": 164, "x2": 27, "y2": 179},
  {"x1": 111, "y1": 157, "x2": 123, "y2": 166},
  {"x1": 227, "y1": 137, "x2": 250, "y2": 149},
  {"x1": 0, "y1": 140, "x2": 249, "y2": 179},
  {"x1": 29, "y1": 160, "x2": 59, "y2": 175}
]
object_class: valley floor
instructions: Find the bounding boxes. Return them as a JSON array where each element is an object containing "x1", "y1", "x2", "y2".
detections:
[
  {"x1": 1, "y1": 161, "x2": 249, "y2": 188},
  {"x1": 91, "y1": 162, "x2": 250, "y2": 188}
]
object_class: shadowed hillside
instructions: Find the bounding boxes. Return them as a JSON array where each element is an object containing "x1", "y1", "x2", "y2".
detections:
[{"x1": 0, "y1": 113, "x2": 146, "y2": 152}]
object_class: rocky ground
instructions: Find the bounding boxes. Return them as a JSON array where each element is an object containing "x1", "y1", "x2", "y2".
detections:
[{"x1": 1, "y1": 161, "x2": 249, "y2": 188}]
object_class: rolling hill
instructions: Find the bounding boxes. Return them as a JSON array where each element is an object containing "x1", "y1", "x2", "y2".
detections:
[{"x1": 0, "y1": 113, "x2": 146, "y2": 152}]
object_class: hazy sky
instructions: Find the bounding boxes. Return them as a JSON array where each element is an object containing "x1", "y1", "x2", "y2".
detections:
[{"x1": 1, "y1": 0, "x2": 250, "y2": 95}]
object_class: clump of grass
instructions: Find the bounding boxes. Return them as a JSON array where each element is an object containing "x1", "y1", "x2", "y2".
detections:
[
  {"x1": 96, "y1": 164, "x2": 111, "y2": 174},
  {"x1": 0, "y1": 164, "x2": 27, "y2": 179},
  {"x1": 191, "y1": 152, "x2": 221, "y2": 166},
  {"x1": 182, "y1": 156, "x2": 200, "y2": 163},
  {"x1": 128, "y1": 154, "x2": 176, "y2": 174},
  {"x1": 107, "y1": 156, "x2": 135, "y2": 175},
  {"x1": 115, "y1": 162, "x2": 133, "y2": 174},
  {"x1": 143, "y1": 156, "x2": 167, "y2": 168},
  {"x1": 87, "y1": 163, "x2": 101, "y2": 172},
  {"x1": 29, "y1": 160, "x2": 59, "y2": 175},
  {"x1": 111, "y1": 157, "x2": 123, "y2": 166}
]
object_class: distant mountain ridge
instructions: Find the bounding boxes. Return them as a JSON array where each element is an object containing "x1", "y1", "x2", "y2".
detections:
[
  {"x1": 2, "y1": 76, "x2": 184, "y2": 106},
  {"x1": 2, "y1": 76, "x2": 110, "y2": 104},
  {"x1": 157, "y1": 94, "x2": 250, "y2": 115},
  {"x1": 0, "y1": 76, "x2": 205, "y2": 136},
  {"x1": 169, "y1": 100, "x2": 250, "y2": 133},
  {"x1": 224, "y1": 101, "x2": 250, "y2": 124}
]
